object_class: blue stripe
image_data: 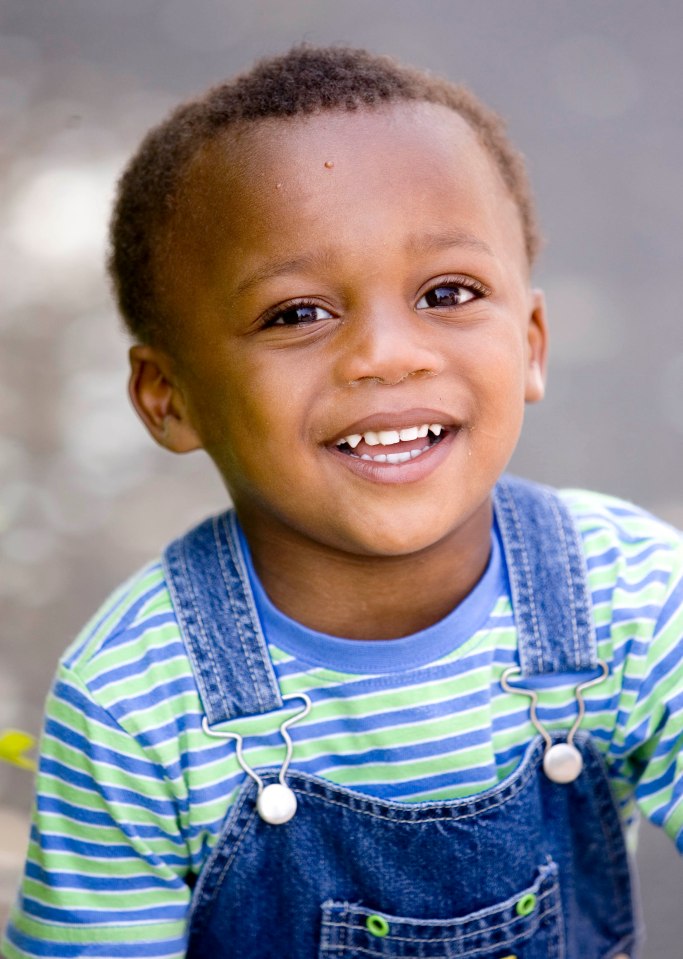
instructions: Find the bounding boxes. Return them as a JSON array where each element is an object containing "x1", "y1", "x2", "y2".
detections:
[
  {"x1": 295, "y1": 690, "x2": 492, "y2": 741},
  {"x1": 655, "y1": 572, "x2": 683, "y2": 633},
  {"x1": 88, "y1": 632, "x2": 186, "y2": 691},
  {"x1": 35, "y1": 797, "x2": 184, "y2": 842},
  {"x1": 39, "y1": 759, "x2": 178, "y2": 817},
  {"x1": 636, "y1": 643, "x2": 683, "y2": 701},
  {"x1": 103, "y1": 677, "x2": 201, "y2": 717},
  {"x1": 23, "y1": 901, "x2": 188, "y2": 926},
  {"x1": 25, "y1": 861, "x2": 186, "y2": 894},
  {"x1": 8, "y1": 920, "x2": 186, "y2": 956},
  {"x1": 44, "y1": 719, "x2": 161, "y2": 779},
  {"x1": 354, "y1": 763, "x2": 498, "y2": 800},
  {"x1": 63, "y1": 577, "x2": 168, "y2": 668},
  {"x1": 584, "y1": 546, "x2": 621, "y2": 569},
  {"x1": 590, "y1": 568, "x2": 672, "y2": 603},
  {"x1": 35, "y1": 833, "x2": 189, "y2": 868},
  {"x1": 292, "y1": 724, "x2": 494, "y2": 776}
]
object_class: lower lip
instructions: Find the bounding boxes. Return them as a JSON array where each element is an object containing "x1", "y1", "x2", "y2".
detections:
[{"x1": 327, "y1": 430, "x2": 458, "y2": 485}]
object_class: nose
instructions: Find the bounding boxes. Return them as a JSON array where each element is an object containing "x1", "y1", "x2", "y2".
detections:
[{"x1": 335, "y1": 304, "x2": 444, "y2": 386}]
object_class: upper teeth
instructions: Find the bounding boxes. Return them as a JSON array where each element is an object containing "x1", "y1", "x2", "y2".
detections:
[{"x1": 337, "y1": 424, "x2": 444, "y2": 448}]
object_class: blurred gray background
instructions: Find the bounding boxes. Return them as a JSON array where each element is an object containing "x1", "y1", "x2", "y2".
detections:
[{"x1": 0, "y1": 0, "x2": 681, "y2": 954}]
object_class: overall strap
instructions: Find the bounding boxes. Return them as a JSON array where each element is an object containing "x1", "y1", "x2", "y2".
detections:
[
  {"x1": 163, "y1": 511, "x2": 282, "y2": 725},
  {"x1": 493, "y1": 475, "x2": 598, "y2": 677}
]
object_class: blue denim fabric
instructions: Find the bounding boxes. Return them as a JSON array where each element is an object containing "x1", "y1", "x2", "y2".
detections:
[
  {"x1": 164, "y1": 509, "x2": 282, "y2": 723},
  {"x1": 162, "y1": 476, "x2": 638, "y2": 959}
]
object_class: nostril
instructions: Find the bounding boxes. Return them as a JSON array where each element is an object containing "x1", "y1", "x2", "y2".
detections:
[{"x1": 348, "y1": 368, "x2": 437, "y2": 387}]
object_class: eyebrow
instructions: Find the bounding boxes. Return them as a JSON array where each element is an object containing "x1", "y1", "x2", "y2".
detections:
[
  {"x1": 405, "y1": 229, "x2": 494, "y2": 258},
  {"x1": 233, "y1": 229, "x2": 493, "y2": 297},
  {"x1": 234, "y1": 253, "x2": 326, "y2": 297}
]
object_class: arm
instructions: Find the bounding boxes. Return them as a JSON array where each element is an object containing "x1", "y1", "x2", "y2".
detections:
[
  {"x1": 2, "y1": 665, "x2": 192, "y2": 958},
  {"x1": 619, "y1": 548, "x2": 683, "y2": 852}
]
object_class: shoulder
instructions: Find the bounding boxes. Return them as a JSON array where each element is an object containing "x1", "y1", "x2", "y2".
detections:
[
  {"x1": 62, "y1": 559, "x2": 177, "y2": 671},
  {"x1": 558, "y1": 487, "x2": 681, "y2": 568},
  {"x1": 557, "y1": 487, "x2": 683, "y2": 630},
  {"x1": 57, "y1": 558, "x2": 198, "y2": 728},
  {"x1": 559, "y1": 487, "x2": 681, "y2": 545}
]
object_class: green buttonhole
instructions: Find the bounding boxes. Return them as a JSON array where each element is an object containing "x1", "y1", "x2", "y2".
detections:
[
  {"x1": 515, "y1": 892, "x2": 537, "y2": 917},
  {"x1": 366, "y1": 914, "x2": 390, "y2": 937}
]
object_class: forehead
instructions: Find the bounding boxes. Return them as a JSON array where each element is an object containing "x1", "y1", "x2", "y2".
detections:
[{"x1": 165, "y1": 102, "x2": 527, "y2": 304}]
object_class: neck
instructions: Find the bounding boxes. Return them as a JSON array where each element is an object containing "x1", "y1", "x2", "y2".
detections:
[{"x1": 237, "y1": 503, "x2": 493, "y2": 640}]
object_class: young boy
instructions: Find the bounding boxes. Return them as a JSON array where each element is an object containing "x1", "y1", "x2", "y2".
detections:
[{"x1": 3, "y1": 46, "x2": 682, "y2": 959}]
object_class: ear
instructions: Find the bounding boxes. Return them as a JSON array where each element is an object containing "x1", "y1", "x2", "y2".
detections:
[
  {"x1": 524, "y1": 288, "x2": 548, "y2": 404},
  {"x1": 128, "y1": 345, "x2": 202, "y2": 453}
]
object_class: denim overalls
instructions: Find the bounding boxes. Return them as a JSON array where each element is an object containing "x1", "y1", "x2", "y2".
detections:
[{"x1": 163, "y1": 476, "x2": 639, "y2": 959}]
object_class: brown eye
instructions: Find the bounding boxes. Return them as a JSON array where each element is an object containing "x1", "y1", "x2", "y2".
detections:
[
  {"x1": 416, "y1": 285, "x2": 476, "y2": 309},
  {"x1": 269, "y1": 304, "x2": 333, "y2": 326}
]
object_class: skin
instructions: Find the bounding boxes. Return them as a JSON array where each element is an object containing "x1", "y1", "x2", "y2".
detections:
[{"x1": 129, "y1": 101, "x2": 548, "y2": 639}]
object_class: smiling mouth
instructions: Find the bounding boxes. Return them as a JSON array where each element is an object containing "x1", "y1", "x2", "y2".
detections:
[{"x1": 334, "y1": 423, "x2": 449, "y2": 464}]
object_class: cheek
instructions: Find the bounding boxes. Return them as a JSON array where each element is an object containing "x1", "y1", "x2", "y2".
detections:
[
  {"x1": 465, "y1": 330, "x2": 527, "y2": 399},
  {"x1": 190, "y1": 352, "x2": 310, "y2": 461},
  {"x1": 462, "y1": 339, "x2": 529, "y2": 449},
  {"x1": 238, "y1": 354, "x2": 312, "y2": 431}
]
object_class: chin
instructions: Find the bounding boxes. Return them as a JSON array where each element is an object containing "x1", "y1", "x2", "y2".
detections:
[{"x1": 340, "y1": 516, "x2": 454, "y2": 559}]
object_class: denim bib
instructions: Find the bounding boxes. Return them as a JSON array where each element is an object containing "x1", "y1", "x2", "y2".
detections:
[{"x1": 163, "y1": 476, "x2": 639, "y2": 959}]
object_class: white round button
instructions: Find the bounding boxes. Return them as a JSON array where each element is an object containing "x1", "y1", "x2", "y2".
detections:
[
  {"x1": 256, "y1": 783, "x2": 298, "y2": 824},
  {"x1": 543, "y1": 742, "x2": 583, "y2": 783}
]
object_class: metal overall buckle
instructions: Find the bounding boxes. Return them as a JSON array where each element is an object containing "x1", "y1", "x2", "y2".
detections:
[
  {"x1": 202, "y1": 693, "x2": 312, "y2": 824},
  {"x1": 501, "y1": 662, "x2": 609, "y2": 783}
]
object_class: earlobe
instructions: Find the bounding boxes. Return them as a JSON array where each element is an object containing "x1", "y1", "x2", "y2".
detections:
[
  {"x1": 128, "y1": 345, "x2": 202, "y2": 453},
  {"x1": 524, "y1": 289, "x2": 549, "y2": 404}
]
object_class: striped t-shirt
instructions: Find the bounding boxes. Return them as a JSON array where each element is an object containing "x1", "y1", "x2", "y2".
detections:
[{"x1": 4, "y1": 489, "x2": 683, "y2": 959}]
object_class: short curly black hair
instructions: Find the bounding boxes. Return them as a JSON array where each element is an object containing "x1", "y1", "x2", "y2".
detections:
[{"x1": 109, "y1": 45, "x2": 541, "y2": 346}]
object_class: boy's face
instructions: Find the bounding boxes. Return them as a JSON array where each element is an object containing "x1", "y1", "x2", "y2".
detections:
[{"x1": 133, "y1": 102, "x2": 546, "y2": 560}]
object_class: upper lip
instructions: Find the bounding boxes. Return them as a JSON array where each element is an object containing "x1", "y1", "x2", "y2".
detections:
[{"x1": 328, "y1": 408, "x2": 458, "y2": 445}]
